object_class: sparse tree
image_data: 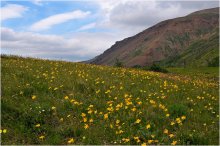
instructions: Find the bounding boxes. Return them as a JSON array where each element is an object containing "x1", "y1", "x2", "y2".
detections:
[{"x1": 114, "y1": 58, "x2": 123, "y2": 67}]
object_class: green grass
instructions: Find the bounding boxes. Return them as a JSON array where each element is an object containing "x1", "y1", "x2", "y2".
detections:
[
  {"x1": 161, "y1": 31, "x2": 219, "y2": 67},
  {"x1": 167, "y1": 67, "x2": 219, "y2": 78},
  {"x1": 1, "y1": 55, "x2": 219, "y2": 145}
]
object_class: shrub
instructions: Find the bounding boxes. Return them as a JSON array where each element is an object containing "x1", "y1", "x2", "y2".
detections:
[
  {"x1": 149, "y1": 64, "x2": 168, "y2": 73},
  {"x1": 132, "y1": 65, "x2": 142, "y2": 69},
  {"x1": 114, "y1": 58, "x2": 123, "y2": 67},
  {"x1": 208, "y1": 56, "x2": 219, "y2": 67}
]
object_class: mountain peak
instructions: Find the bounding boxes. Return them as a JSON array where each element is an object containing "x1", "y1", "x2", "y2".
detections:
[{"x1": 89, "y1": 7, "x2": 219, "y2": 67}]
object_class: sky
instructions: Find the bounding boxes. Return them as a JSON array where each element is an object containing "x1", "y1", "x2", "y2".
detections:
[{"x1": 1, "y1": 0, "x2": 219, "y2": 62}]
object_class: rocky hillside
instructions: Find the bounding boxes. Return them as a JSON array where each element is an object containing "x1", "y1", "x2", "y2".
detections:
[{"x1": 89, "y1": 7, "x2": 219, "y2": 67}]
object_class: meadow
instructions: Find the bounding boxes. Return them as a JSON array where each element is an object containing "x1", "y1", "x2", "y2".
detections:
[{"x1": 1, "y1": 56, "x2": 219, "y2": 145}]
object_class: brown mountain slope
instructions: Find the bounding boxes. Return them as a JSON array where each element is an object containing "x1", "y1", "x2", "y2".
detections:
[{"x1": 89, "y1": 7, "x2": 219, "y2": 67}]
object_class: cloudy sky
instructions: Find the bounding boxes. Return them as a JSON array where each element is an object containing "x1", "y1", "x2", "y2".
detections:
[{"x1": 1, "y1": 0, "x2": 219, "y2": 61}]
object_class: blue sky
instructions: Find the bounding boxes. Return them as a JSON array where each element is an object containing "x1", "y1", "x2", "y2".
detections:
[
  {"x1": 1, "y1": 1, "x2": 100, "y2": 34},
  {"x1": 1, "y1": 0, "x2": 219, "y2": 61}
]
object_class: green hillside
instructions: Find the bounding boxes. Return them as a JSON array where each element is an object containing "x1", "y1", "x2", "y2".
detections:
[
  {"x1": 159, "y1": 31, "x2": 219, "y2": 67},
  {"x1": 90, "y1": 8, "x2": 219, "y2": 67},
  {"x1": 1, "y1": 56, "x2": 219, "y2": 145}
]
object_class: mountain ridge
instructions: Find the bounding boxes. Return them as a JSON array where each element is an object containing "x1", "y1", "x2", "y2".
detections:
[{"x1": 89, "y1": 7, "x2": 219, "y2": 67}]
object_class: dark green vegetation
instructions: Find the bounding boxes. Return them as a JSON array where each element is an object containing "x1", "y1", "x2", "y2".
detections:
[
  {"x1": 1, "y1": 56, "x2": 219, "y2": 145},
  {"x1": 160, "y1": 31, "x2": 219, "y2": 67},
  {"x1": 148, "y1": 64, "x2": 168, "y2": 73},
  {"x1": 114, "y1": 58, "x2": 124, "y2": 67},
  {"x1": 132, "y1": 64, "x2": 169, "y2": 73}
]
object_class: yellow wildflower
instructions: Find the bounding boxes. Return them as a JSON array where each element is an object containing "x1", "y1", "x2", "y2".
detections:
[
  {"x1": 171, "y1": 140, "x2": 177, "y2": 145},
  {"x1": 146, "y1": 124, "x2": 151, "y2": 129},
  {"x1": 131, "y1": 107, "x2": 136, "y2": 111},
  {"x1": 32, "y1": 95, "x2": 36, "y2": 100},
  {"x1": 84, "y1": 124, "x2": 89, "y2": 129},
  {"x1": 169, "y1": 134, "x2": 174, "y2": 138},
  {"x1": 148, "y1": 140, "x2": 153, "y2": 144},
  {"x1": 118, "y1": 130, "x2": 124, "y2": 134},
  {"x1": 134, "y1": 136, "x2": 140, "y2": 143},
  {"x1": 39, "y1": 135, "x2": 45, "y2": 140},
  {"x1": 164, "y1": 129, "x2": 169, "y2": 134},
  {"x1": 137, "y1": 101, "x2": 142, "y2": 105},
  {"x1": 176, "y1": 117, "x2": 180, "y2": 121},
  {"x1": 88, "y1": 110, "x2": 92, "y2": 114},
  {"x1": 122, "y1": 138, "x2": 130, "y2": 143},
  {"x1": 116, "y1": 119, "x2": 120, "y2": 124},
  {"x1": 64, "y1": 96, "x2": 69, "y2": 100},
  {"x1": 81, "y1": 113, "x2": 86, "y2": 117},
  {"x1": 89, "y1": 105, "x2": 93, "y2": 108},
  {"x1": 154, "y1": 140, "x2": 159, "y2": 143},
  {"x1": 170, "y1": 121, "x2": 175, "y2": 126},
  {"x1": 3, "y1": 129, "x2": 7, "y2": 133},
  {"x1": 104, "y1": 113, "x2": 108, "y2": 120},
  {"x1": 35, "y1": 124, "x2": 40, "y2": 127},
  {"x1": 151, "y1": 134, "x2": 155, "y2": 138},
  {"x1": 83, "y1": 117, "x2": 87, "y2": 122},
  {"x1": 96, "y1": 90, "x2": 100, "y2": 94},
  {"x1": 67, "y1": 138, "x2": 75, "y2": 144},
  {"x1": 51, "y1": 106, "x2": 56, "y2": 110},
  {"x1": 181, "y1": 115, "x2": 186, "y2": 120},
  {"x1": 135, "y1": 119, "x2": 141, "y2": 124}
]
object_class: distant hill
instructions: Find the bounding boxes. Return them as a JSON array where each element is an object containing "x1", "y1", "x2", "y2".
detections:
[{"x1": 89, "y1": 7, "x2": 219, "y2": 67}]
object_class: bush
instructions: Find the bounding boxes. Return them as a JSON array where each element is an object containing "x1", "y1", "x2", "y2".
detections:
[
  {"x1": 114, "y1": 58, "x2": 123, "y2": 67},
  {"x1": 132, "y1": 65, "x2": 142, "y2": 69},
  {"x1": 208, "y1": 56, "x2": 219, "y2": 67},
  {"x1": 149, "y1": 64, "x2": 168, "y2": 73}
]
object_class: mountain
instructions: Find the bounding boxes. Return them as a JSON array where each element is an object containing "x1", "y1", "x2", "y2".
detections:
[{"x1": 89, "y1": 7, "x2": 219, "y2": 67}]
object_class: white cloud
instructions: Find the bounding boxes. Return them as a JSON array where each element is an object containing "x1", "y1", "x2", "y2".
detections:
[
  {"x1": 1, "y1": 27, "x2": 123, "y2": 61},
  {"x1": 30, "y1": 10, "x2": 91, "y2": 31},
  {"x1": 0, "y1": 4, "x2": 28, "y2": 21},
  {"x1": 95, "y1": 0, "x2": 218, "y2": 36},
  {"x1": 77, "y1": 22, "x2": 96, "y2": 31}
]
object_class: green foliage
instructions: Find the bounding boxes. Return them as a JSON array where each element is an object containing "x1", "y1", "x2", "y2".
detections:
[
  {"x1": 114, "y1": 58, "x2": 123, "y2": 67},
  {"x1": 149, "y1": 64, "x2": 168, "y2": 73},
  {"x1": 161, "y1": 32, "x2": 219, "y2": 67},
  {"x1": 179, "y1": 133, "x2": 209, "y2": 145},
  {"x1": 132, "y1": 65, "x2": 142, "y2": 69},
  {"x1": 166, "y1": 32, "x2": 190, "y2": 46},
  {"x1": 208, "y1": 56, "x2": 219, "y2": 67},
  {"x1": 168, "y1": 104, "x2": 187, "y2": 118}
]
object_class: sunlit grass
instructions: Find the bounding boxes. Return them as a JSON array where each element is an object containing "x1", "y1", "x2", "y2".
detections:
[{"x1": 1, "y1": 56, "x2": 219, "y2": 145}]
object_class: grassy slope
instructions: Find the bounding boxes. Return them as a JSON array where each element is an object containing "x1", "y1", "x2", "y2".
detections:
[
  {"x1": 167, "y1": 67, "x2": 219, "y2": 79},
  {"x1": 1, "y1": 56, "x2": 219, "y2": 145},
  {"x1": 160, "y1": 31, "x2": 219, "y2": 67}
]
